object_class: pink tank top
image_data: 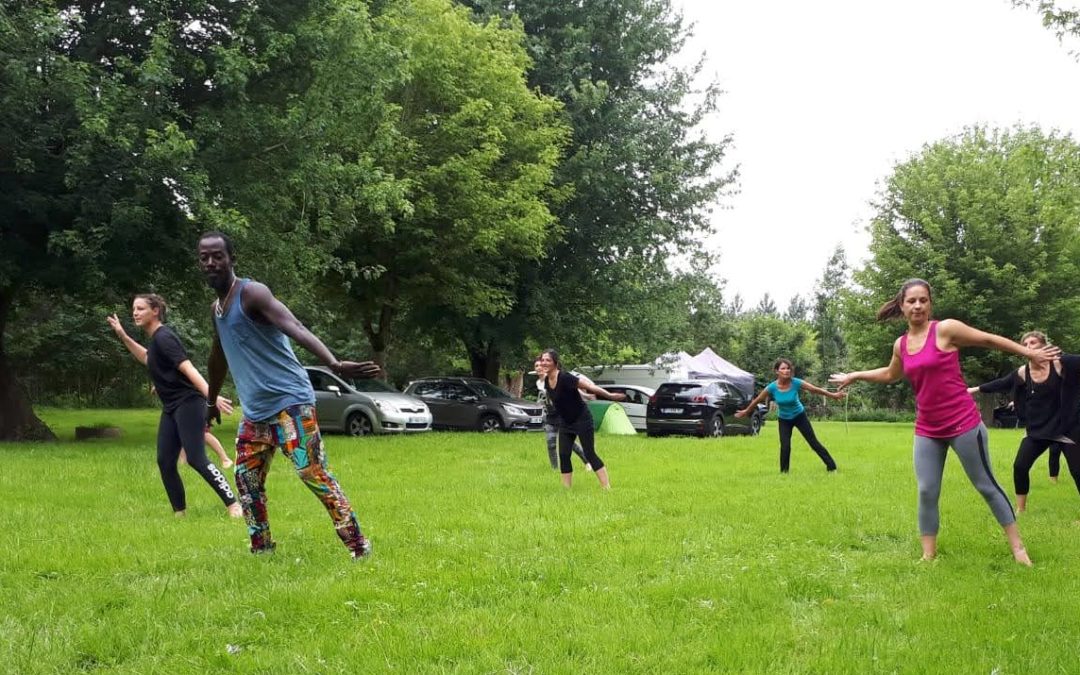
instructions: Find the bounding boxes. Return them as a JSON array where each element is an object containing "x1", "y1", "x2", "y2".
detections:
[{"x1": 900, "y1": 321, "x2": 982, "y2": 438}]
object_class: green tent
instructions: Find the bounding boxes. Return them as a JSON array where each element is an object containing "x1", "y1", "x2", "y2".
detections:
[{"x1": 586, "y1": 402, "x2": 637, "y2": 435}]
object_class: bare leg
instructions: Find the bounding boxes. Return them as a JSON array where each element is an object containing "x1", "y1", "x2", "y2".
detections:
[
  {"x1": 1016, "y1": 494, "x2": 1028, "y2": 512},
  {"x1": 1004, "y1": 523, "x2": 1032, "y2": 566},
  {"x1": 561, "y1": 472, "x2": 572, "y2": 488},
  {"x1": 920, "y1": 534, "x2": 936, "y2": 561},
  {"x1": 205, "y1": 431, "x2": 233, "y2": 468},
  {"x1": 595, "y1": 466, "x2": 611, "y2": 489}
]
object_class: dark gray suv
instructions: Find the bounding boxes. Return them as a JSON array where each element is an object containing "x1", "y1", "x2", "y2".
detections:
[{"x1": 404, "y1": 377, "x2": 545, "y2": 432}]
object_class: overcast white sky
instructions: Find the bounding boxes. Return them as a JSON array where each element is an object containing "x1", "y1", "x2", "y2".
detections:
[{"x1": 673, "y1": 0, "x2": 1080, "y2": 311}]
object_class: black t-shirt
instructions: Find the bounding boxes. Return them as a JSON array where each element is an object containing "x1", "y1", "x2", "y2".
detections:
[
  {"x1": 547, "y1": 370, "x2": 587, "y2": 425},
  {"x1": 147, "y1": 325, "x2": 202, "y2": 412},
  {"x1": 1023, "y1": 364, "x2": 1062, "y2": 440}
]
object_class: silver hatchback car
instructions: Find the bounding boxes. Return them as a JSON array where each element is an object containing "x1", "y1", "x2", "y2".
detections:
[{"x1": 305, "y1": 366, "x2": 433, "y2": 436}]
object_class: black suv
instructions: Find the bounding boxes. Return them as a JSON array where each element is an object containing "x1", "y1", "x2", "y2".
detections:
[
  {"x1": 404, "y1": 377, "x2": 545, "y2": 432},
  {"x1": 646, "y1": 380, "x2": 765, "y2": 438}
]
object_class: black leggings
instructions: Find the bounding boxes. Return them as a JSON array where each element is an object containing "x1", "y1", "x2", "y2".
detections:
[
  {"x1": 1013, "y1": 436, "x2": 1080, "y2": 496},
  {"x1": 778, "y1": 412, "x2": 837, "y2": 473},
  {"x1": 157, "y1": 397, "x2": 236, "y2": 511},
  {"x1": 558, "y1": 412, "x2": 604, "y2": 474},
  {"x1": 1049, "y1": 443, "x2": 1062, "y2": 478}
]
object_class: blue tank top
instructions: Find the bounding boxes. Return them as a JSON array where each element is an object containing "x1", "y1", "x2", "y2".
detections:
[
  {"x1": 214, "y1": 279, "x2": 314, "y2": 421},
  {"x1": 766, "y1": 378, "x2": 805, "y2": 420}
]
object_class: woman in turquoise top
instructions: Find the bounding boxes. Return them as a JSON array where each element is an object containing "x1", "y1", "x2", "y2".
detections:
[{"x1": 737, "y1": 358, "x2": 846, "y2": 473}]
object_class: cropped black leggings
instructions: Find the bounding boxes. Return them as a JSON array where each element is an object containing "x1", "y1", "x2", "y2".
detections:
[
  {"x1": 1013, "y1": 436, "x2": 1080, "y2": 496},
  {"x1": 777, "y1": 412, "x2": 837, "y2": 473},
  {"x1": 157, "y1": 397, "x2": 237, "y2": 512},
  {"x1": 558, "y1": 411, "x2": 604, "y2": 474}
]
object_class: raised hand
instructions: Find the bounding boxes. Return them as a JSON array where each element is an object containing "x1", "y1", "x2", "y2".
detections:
[
  {"x1": 332, "y1": 360, "x2": 381, "y2": 379},
  {"x1": 106, "y1": 313, "x2": 126, "y2": 338}
]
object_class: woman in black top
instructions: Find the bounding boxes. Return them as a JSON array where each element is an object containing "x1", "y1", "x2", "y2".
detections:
[
  {"x1": 969, "y1": 331, "x2": 1080, "y2": 512},
  {"x1": 108, "y1": 294, "x2": 241, "y2": 517},
  {"x1": 538, "y1": 349, "x2": 625, "y2": 489}
]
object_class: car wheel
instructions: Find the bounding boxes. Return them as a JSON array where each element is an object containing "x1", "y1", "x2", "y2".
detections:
[
  {"x1": 703, "y1": 413, "x2": 724, "y2": 438},
  {"x1": 750, "y1": 413, "x2": 763, "y2": 436},
  {"x1": 478, "y1": 414, "x2": 503, "y2": 433},
  {"x1": 346, "y1": 412, "x2": 373, "y2": 437}
]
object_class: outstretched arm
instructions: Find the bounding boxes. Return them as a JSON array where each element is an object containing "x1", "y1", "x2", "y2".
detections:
[
  {"x1": 939, "y1": 319, "x2": 1060, "y2": 365},
  {"x1": 243, "y1": 282, "x2": 380, "y2": 380},
  {"x1": 970, "y1": 369, "x2": 1023, "y2": 396},
  {"x1": 736, "y1": 389, "x2": 770, "y2": 417},
  {"x1": 578, "y1": 379, "x2": 626, "y2": 402},
  {"x1": 106, "y1": 314, "x2": 148, "y2": 365},
  {"x1": 830, "y1": 340, "x2": 904, "y2": 389},
  {"x1": 800, "y1": 380, "x2": 847, "y2": 401}
]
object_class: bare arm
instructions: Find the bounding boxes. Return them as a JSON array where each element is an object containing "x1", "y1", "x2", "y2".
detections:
[
  {"x1": 799, "y1": 380, "x2": 847, "y2": 401},
  {"x1": 243, "y1": 282, "x2": 380, "y2": 379},
  {"x1": 830, "y1": 339, "x2": 905, "y2": 389},
  {"x1": 938, "y1": 318, "x2": 1060, "y2": 365},
  {"x1": 206, "y1": 312, "x2": 230, "y2": 426},
  {"x1": 736, "y1": 389, "x2": 770, "y2": 417},
  {"x1": 178, "y1": 360, "x2": 234, "y2": 416},
  {"x1": 577, "y1": 379, "x2": 626, "y2": 402},
  {"x1": 106, "y1": 314, "x2": 148, "y2": 365}
]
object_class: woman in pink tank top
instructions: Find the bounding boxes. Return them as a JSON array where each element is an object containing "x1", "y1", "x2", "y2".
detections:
[{"x1": 830, "y1": 279, "x2": 1059, "y2": 566}]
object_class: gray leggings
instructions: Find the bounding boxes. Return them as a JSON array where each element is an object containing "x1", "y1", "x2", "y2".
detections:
[{"x1": 913, "y1": 424, "x2": 1015, "y2": 535}]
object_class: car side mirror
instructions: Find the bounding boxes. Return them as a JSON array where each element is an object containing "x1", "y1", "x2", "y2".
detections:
[{"x1": 327, "y1": 384, "x2": 342, "y2": 397}]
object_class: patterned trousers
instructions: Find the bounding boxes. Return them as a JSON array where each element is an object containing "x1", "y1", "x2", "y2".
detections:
[{"x1": 234, "y1": 404, "x2": 366, "y2": 555}]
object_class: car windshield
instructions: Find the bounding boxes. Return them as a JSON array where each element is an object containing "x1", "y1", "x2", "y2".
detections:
[
  {"x1": 660, "y1": 383, "x2": 713, "y2": 399},
  {"x1": 468, "y1": 381, "x2": 514, "y2": 400},
  {"x1": 347, "y1": 379, "x2": 398, "y2": 393}
]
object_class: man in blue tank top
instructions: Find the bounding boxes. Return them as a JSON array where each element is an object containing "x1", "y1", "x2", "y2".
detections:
[{"x1": 199, "y1": 231, "x2": 380, "y2": 559}]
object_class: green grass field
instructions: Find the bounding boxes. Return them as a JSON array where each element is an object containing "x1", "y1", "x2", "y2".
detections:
[{"x1": 3, "y1": 409, "x2": 1079, "y2": 674}]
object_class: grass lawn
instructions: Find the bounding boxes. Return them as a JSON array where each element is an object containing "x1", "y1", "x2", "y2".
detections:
[{"x1": 3, "y1": 409, "x2": 1080, "y2": 673}]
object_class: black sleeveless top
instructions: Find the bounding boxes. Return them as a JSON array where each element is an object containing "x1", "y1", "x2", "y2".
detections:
[{"x1": 1023, "y1": 364, "x2": 1061, "y2": 440}]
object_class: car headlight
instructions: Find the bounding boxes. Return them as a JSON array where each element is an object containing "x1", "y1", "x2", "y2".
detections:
[
  {"x1": 502, "y1": 404, "x2": 526, "y2": 416},
  {"x1": 374, "y1": 400, "x2": 400, "y2": 413}
]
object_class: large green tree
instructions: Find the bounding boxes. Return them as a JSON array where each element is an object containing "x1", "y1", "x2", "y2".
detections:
[
  {"x1": 447, "y1": 0, "x2": 736, "y2": 379},
  {"x1": 319, "y1": 0, "x2": 566, "y2": 374},
  {"x1": 845, "y1": 126, "x2": 1080, "y2": 408}
]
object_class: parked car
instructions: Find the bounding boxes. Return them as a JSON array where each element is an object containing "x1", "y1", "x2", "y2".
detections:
[
  {"x1": 305, "y1": 366, "x2": 432, "y2": 436},
  {"x1": 404, "y1": 377, "x2": 545, "y2": 432},
  {"x1": 598, "y1": 384, "x2": 655, "y2": 432},
  {"x1": 646, "y1": 380, "x2": 766, "y2": 438}
]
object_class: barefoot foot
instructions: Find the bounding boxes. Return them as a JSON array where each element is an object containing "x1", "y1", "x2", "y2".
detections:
[
  {"x1": 227, "y1": 503, "x2": 243, "y2": 519},
  {"x1": 1013, "y1": 547, "x2": 1033, "y2": 567}
]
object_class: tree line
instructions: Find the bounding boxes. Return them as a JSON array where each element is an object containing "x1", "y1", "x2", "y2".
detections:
[{"x1": 3, "y1": 1, "x2": 1080, "y2": 440}]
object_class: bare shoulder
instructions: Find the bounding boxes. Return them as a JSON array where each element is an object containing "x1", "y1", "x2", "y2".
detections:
[{"x1": 241, "y1": 280, "x2": 275, "y2": 305}]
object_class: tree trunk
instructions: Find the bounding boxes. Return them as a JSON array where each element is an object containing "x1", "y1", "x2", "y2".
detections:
[
  {"x1": 0, "y1": 289, "x2": 56, "y2": 441},
  {"x1": 503, "y1": 371, "x2": 524, "y2": 398},
  {"x1": 363, "y1": 302, "x2": 395, "y2": 381},
  {"x1": 467, "y1": 340, "x2": 501, "y2": 383}
]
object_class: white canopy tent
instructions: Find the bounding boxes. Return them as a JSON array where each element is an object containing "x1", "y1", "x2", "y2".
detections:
[{"x1": 583, "y1": 348, "x2": 756, "y2": 396}]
